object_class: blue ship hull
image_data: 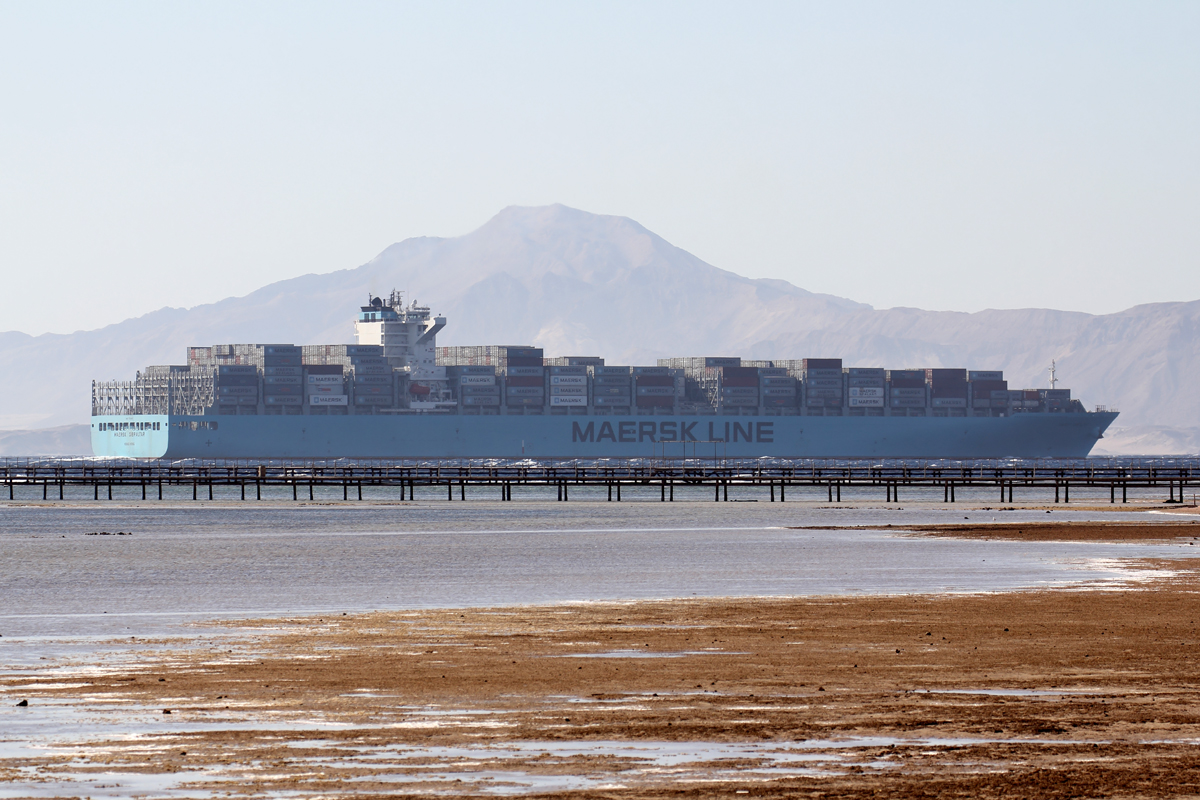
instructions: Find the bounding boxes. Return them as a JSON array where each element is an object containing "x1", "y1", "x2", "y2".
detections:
[{"x1": 90, "y1": 411, "x2": 1118, "y2": 460}]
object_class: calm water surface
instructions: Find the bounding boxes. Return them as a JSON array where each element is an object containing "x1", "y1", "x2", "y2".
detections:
[{"x1": 2, "y1": 501, "x2": 1196, "y2": 643}]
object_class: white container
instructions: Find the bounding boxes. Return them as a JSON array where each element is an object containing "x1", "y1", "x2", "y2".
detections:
[
  {"x1": 848, "y1": 397, "x2": 884, "y2": 407},
  {"x1": 550, "y1": 396, "x2": 587, "y2": 406},
  {"x1": 550, "y1": 375, "x2": 587, "y2": 385},
  {"x1": 459, "y1": 375, "x2": 496, "y2": 386},
  {"x1": 551, "y1": 386, "x2": 587, "y2": 396},
  {"x1": 309, "y1": 394, "x2": 348, "y2": 405},
  {"x1": 307, "y1": 375, "x2": 344, "y2": 385},
  {"x1": 849, "y1": 387, "x2": 883, "y2": 398}
]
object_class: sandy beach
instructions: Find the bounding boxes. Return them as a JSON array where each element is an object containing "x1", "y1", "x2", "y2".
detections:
[{"x1": 4, "y1": 520, "x2": 1200, "y2": 797}]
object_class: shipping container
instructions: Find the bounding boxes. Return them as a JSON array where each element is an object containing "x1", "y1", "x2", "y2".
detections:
[
  {"x1": 309, "y1": 395, "x2": 348, "y2": 406},
  {"x1": 506, "y1": 375, "x2": 543, "y2": 388},
  {"x1": 932, "y1": 397, "x2": 967, "y2": 407},
  {"x1": 461, "y1": 386, "x2": 500, "y2": 396},
  {"x1": 549, "y1": 365, "x2": 588, "y2": 375},
  {"x1": 506, "y1": 356, "x2": 543, "y2": 368},
  {"x1": 593, "y1": 386, "x2": 629, "y2": 396},
  {"x1": 551, "y1": 386, "x2": 587, "y2": 396},
  {"x1": 217, "y1": 386, "x2": 257, "y2": 395},
  {"x1": 968, "y1": 371, "x2": 1004, "y2": 381},
  {"x1": 550, "y1": 396, "x2": 588, "y2": 406},
  {"x1": 636, "y1": 396, "x2": 674, "y2": 407},
  {"x1": 460, "y1": 375, "x2": 496, "y2": 386},
  {"x1": 704, "y1": 357, "x2": 741, "y2": 368},
  {"x1": 592, "y1": 366, "x2": 632, "y2": 376},
  {"x1": 592, "y1": 396, "x2": 630, "y2": 406},
  {"x1": 849, "y1": 386, "x2": 884, "y2": 398},
  {"x1": 506, "y1": 386, "x2": 545, "y2": 397},
  {"x1": 636, "y1": 386, "x2": 675, "y2": 396},
  {"x1": 306, "y1": 364, "x2": 344, "y2": 375},
  {"x1": 461, "y1": 396, "x2": 500, "y2": 406},
  {"x1": 803, "y1": 358, "x2": 842, "y2": 370},
  {"x1": 550, "y1": 375, "x2": 587, "y2": 385},
  {"x1": 849, "y1": 397, "x2": 884, "y2": 407},
  {"x1": 506, "y1": 366, "x2": 544, "y2": 377}
]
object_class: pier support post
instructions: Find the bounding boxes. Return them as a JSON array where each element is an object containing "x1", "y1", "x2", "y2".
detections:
[
  {"x1": 949, "y1": 483, "x2": 954, "y2": 503},
  {"x1": 670, "y1": 480, "x2": 674, "y2": 501},
  {"x1": 1055, "y1": 483, "x2": 1059, "y2": 504},
  {"x1": 9, "y1": 481, "x2": 13, "y2": 500},
  {"x1": 343, "y1": 482, "x2": 347, "y2": 501},
  {"x1": 563, "y1": 481, "x2": 568, "y2": 501},
  {"x1": 449, "y1": 480, "x2": 453, "y2": 501},
  {"x1": 1008, "y1": 483, "x2": 1013, "y2": 503},
  {"x1": 609, "y1": 482, "x2": 613, "y2": 502},
  {"x1": 309, "y1": 482, "x2": 314, "y2": 501},
  {"x1": 461, "y1": 481, "x2": 466, "y2": 501},
  {"x1": 293, "y1": 481, "x2": 297, "y2": 501},
  {"x1": 158, "y1": 480, "x2": 163, "y2": 500},
  {"x1": 59, "y1": 480, "x2": 64, "y2": 500},
  {"x1": 1064, "y1": 482, "x2": 1069, "y2": 503},
  {"x1": 256, "y1": 480, "x2": 261, "y2": 500},
  {"x1": 1000, "y1": 482, "x2": 1005, "y2": 502},
  {"x1": 780, "y1": 481, "x2": 785, "y2": 502},
  {"x1": 94, "y1": 481, "x2": 98, "y2": 500},
  {"x1": 1122, "y1": 483, "x2": 1127, "y2": 503},
  {"x1": 716, "y1": 481, "x2": 720, "y2": 502},
  {"x1": 208, "y1": 481, "x2": 213, "y2": 501},
  {"x1": 557, "y1": 482, "x2": 562, "y2": 502},
  {"x1": 837, "y1": 483, "x2": 841, "y2": 502},
  {"x1": 108, "y1": 480, "x2": 112, "y2": 500},
  {"x1": 1111, "y1": 484, "x2": 1115, "y2": 503},
  {"x1": 43, "y1": 481, "x2": 47, "y2": 500},
  {"x1": 828, "y1": 483, "x2": 833, "y2": 502},
  {"x1": 141, "y1": 482, "x2": 146, "y2": 501},
  {"x1": 358, "y1": 481, "x2": 363, "y2": 501},
  {"x1": 724, "y1": 481, "x2": 729, "y2": 502},
  {"x1": 617, "y1": 482, "x2": 621, "y2": 502},
  {"x1": 770, "y1": 482, "x2": 775, "y2": 502},
  {"x1": 241, "y1": 482, "x2": 245, "y2": 501},
  {"x1": 943, "y1": 483, "x2": 948, "y2": 503}
]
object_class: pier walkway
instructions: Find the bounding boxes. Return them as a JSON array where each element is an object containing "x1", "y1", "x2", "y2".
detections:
[{"x1": 1, "y1": 458, "x2": 1197, "y2": 504}]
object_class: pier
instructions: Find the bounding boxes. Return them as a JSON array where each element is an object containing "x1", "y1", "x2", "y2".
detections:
[{"x1": 1, "y1": 458, "x2": 1196, "y2": 504}]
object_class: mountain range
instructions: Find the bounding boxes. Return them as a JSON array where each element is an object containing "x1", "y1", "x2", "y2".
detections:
[{"x1": 1, "y1": 204, "x2": 1195, "y2": 455}]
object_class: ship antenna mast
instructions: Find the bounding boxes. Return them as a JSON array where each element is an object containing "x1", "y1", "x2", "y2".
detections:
[{"x1": 1049, "y1": 360, "x2": 1058, "y2": 389}]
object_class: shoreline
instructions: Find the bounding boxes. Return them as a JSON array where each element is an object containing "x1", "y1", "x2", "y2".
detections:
[{"x1": 5, "y1": 520, "x2": 1200, "y2": 796}]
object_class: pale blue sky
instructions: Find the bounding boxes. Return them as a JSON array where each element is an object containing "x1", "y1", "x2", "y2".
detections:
[{"x1": 1, "y1": 1, "x2": 1197, "y2": 335}]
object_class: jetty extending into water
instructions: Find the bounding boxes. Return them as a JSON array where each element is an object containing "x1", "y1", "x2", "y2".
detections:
[{"x1": 1, "y1": 458, "x2": 1196, "y2": 504}]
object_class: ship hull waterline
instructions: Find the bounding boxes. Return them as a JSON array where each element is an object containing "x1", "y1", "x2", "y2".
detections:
[{"x1": 91, "y1": 411, "x2": 1119, "y2": 460}]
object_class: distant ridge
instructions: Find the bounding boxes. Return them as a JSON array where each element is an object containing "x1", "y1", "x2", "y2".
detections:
[{"x1": 0, "y1": 204, "x2": 1196, "y2": 454}]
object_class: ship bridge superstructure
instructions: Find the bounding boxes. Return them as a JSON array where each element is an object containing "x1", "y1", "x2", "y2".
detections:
[{"x1": 355, "y1": 290, "x2": 446, "y2": 381}]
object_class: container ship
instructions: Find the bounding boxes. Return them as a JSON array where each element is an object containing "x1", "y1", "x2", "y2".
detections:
[{"x1": 91, "y1": 292, "x2": 1117, "y2": 459}]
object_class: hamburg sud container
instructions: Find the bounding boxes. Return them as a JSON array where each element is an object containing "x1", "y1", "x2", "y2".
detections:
[
  {"x1": 926, "y1": 368, "x2": 967, "y2": 408},
  {"x1": 887, "y1": 369, "x2": 926, "y2": 408},
  {"x1": 591, "y1": 366, "x2": 631, "y2": 407},
  {"x1": 802, "y1": 358, "x2": 842, "y2": 408},
  {"x1": 846, "y1": 367, "x2": 885, "y2": 408},
  {"x1": 549, "y1": 365, "x2": 588, "y2": 407},
  {"x1": 633, "y1": 366, "x2": 674, "y2": 409}
]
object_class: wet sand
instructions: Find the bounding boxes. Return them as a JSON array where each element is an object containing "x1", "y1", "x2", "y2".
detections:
[
  {"x1": 5, "y1": 522, "x2": 1200, "y2": 797},
  {"x1": 881, "y1": 520, "x2": 1200, "y2": 542}
]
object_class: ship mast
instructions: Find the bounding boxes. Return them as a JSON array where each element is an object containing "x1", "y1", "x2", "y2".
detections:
[{"x1": 1048, "y1": 360, "x2": 1058, "y2": 389}]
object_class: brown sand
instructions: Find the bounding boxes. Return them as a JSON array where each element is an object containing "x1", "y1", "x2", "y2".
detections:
[
  {"x1": 800, "y1": 520, "x2": 1200, "y2": 542},
  {"x1": 5, "y1": 524, "x2": 1200, "y2": 797}
]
